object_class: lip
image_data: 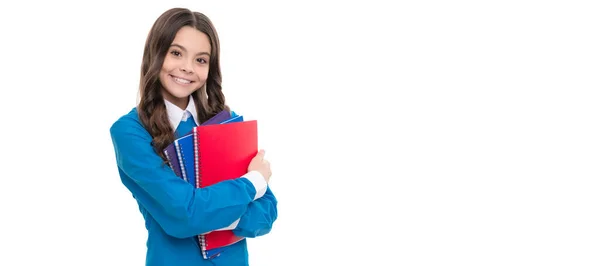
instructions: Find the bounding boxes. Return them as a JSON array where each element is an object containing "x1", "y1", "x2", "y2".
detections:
[{"x1": 169, "y1": 74, "x2": 195, "y2": 85}]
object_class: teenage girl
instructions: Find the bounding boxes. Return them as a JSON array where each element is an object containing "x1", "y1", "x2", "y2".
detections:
[{"x1": 109, "y1": 7, "x2": 278, "y2": 266}]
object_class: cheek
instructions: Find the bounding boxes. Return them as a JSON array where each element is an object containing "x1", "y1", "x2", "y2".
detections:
[
  {"x1": 196, "y1": 67, "x2": 210, "y2": 82},
  {"x1": 161, "y1": 58, "x2": 176, "y2": 73}
]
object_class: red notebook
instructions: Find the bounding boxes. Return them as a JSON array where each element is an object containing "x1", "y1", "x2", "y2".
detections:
[{"x1": 192, "y1": 120, "x2": 258, "y2": 258}]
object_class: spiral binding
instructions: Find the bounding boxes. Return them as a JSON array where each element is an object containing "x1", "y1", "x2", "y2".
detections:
[
  {"x1": 193, "y1": 127, "x2": 200, "y2": 189},
  {"x1": 174, "y1": 140, "x2": 188, "y2": 182},
  {"x1": 193, "y1": 127, "x2": 208, "y2": 259},
  {"x1": 163, "y1": 150, "x2": 173, "y2": 170}
]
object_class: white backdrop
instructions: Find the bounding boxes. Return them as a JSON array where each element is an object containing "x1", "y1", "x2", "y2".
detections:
[{"x1": 0, "y1": 0, "x2": 599, "y2": 265}]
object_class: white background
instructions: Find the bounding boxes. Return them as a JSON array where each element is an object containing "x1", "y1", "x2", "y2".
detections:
[{"x1": 0, "y1": 0, "x2": 599, "y2": 265}]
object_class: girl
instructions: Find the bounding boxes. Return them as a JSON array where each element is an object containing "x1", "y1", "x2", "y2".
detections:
[{"x1": 109, "y1": 7, "x2": 278, "y2": 266}]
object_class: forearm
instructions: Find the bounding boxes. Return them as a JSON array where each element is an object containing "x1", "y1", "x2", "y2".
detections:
[{"x1": 232, "y1": 186, "x2": 278, "y2": 238}]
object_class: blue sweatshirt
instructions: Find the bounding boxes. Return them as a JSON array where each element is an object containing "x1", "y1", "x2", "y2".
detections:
[{"x1": 109, "y1": 106, "x2": 278, "y2": 266}]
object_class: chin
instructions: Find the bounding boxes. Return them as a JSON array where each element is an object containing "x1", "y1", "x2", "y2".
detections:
[{"x1": 167, "y1": 88, "x2": 198, "y2": 101}]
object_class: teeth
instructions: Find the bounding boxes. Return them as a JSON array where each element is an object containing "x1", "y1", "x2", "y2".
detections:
[{"x1": 173, "y1": 77, "x2": 191, "y2": 84}]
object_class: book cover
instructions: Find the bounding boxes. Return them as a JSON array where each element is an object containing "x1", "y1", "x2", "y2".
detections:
[
  {"x1": 201, "y1": 110, "x2": 232, "y2": 126},
  {"x1": 219, "y1": 115, "x2": 243, "y2": 124},
  {"x1": 163, "y1": 144, "x2": 183, "y2": 179},
  {"x1": 194, "y1": 120, "x2": 258, "y2": 256},
  {"x1": 174, "y1": 134, "x2": 195, "y2": 186}
]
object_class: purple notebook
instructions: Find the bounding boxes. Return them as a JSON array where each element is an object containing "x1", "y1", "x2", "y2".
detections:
[
  {"x1": 201, "y1": 110, "x2": 232, "y2": 126},
  {"x1": 163, "y1": 144, "x2": 183, "y2": 178}
]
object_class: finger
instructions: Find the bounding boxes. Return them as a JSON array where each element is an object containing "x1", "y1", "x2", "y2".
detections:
[{"x1": 256, "y1": 149, "x2": 266, "y2": 160}]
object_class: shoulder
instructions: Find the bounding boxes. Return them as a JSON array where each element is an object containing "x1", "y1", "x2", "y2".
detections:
[{"x1": 109, "y1": 107, "x2": 150, "y2": 139}]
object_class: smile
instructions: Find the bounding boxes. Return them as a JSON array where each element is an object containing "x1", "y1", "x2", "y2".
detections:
[{"x1": 170, "y1": 75, "x2": 194, "y2": 85}]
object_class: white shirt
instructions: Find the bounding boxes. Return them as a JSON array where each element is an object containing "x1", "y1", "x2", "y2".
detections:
[{"x1": 164, "y1": 96, "x2": 200, "y2": 131}]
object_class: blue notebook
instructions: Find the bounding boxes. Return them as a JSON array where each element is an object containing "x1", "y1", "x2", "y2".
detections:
[{"x1": 174, "y1": 134, "x2": 196, "y2": 187}]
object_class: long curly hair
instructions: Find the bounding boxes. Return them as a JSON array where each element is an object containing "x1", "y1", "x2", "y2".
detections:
[{"x1": 137, "y1": 8, "x2": 229, "y2": 161}]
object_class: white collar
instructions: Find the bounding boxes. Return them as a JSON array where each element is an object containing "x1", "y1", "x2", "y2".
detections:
[{"x1": 164, "y1": 96, "x2": 200, "y2": 132}]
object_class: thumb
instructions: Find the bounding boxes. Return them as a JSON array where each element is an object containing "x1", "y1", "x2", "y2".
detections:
[{"x1": 256, "y1": 149, "x2": 266, "y2": 159}]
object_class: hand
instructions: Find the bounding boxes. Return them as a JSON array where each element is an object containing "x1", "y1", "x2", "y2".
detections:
[{"x1": 248, "y1": 149, "x2": 271, "y2": 183}]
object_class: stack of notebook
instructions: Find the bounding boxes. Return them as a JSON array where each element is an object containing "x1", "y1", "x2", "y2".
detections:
[{"x1": 162, "y1": 110, "x2": 258, "y2": 259}]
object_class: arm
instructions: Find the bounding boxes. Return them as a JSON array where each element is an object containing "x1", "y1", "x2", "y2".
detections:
[
  {"x1": 109, "y1": 118, "x2": 267, "y2": 239},
  {"x1": 232, "y1": 186, "x2": 278, "y2": 238}
]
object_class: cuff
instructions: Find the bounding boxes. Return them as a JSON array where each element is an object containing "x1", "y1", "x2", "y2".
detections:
[
  {"x1": 215, "y1": 218, "x2": 240, "y2": 231},
  {"x1": 243, "y1": 170, "x2": 267, "y2": 200}
]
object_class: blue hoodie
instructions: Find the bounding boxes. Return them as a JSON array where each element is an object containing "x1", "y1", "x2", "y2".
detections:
[{"x1": 109, "y1": 107, "x2": 277, "y2": 266}]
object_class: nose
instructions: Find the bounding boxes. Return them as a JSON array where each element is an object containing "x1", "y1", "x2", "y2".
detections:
[
  {"x1": 180, "y1": 61, "x2": 194, "y2": 74},
  {"x1": 180, "y1": 66, "x2": 193, "y2": 74}
]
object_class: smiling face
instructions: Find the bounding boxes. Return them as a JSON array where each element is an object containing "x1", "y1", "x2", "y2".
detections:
[{"x1": 159, "y1": 26, "x2": 211, "y2": 109}]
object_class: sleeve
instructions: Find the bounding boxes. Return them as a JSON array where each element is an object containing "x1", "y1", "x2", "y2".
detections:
[
  {"x1": 232, "y1": 186, "x2": 278, "y2": 238},
  {"x1": 109, "y1": 118, "x2": 267, "y2": 239}
]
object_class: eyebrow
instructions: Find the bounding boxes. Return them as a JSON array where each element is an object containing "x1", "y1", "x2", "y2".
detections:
[{"x1": 170, "y1": 44, "x2": 210, "y2": 56}]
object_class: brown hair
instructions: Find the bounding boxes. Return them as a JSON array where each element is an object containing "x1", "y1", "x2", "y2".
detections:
[{"x1": 137, "y1": 7, "x2": 229, "y2": 161}]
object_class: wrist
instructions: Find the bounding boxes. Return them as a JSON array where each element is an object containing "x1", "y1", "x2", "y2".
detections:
[{"x1": 243, "y1": 170, "x2": 268, "y2": 200}]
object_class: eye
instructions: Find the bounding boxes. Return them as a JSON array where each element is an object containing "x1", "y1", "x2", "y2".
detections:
[
  {"x1": 196, "y1": 58, "x2": 208, "y2": 64},
  {"x1": 170, "y1": 50, "x2": 181, "y2": 56}
]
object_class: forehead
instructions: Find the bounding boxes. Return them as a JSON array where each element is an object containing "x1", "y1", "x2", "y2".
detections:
[{"x1": 171, "y1": 26, "x2": 211, "y2": 53}]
